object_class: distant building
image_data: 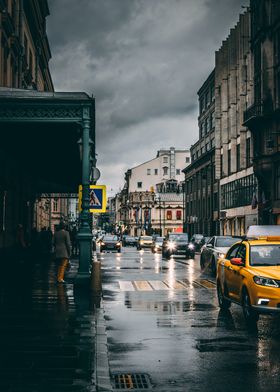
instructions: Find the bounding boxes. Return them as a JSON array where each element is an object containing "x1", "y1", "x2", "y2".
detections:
[
  {"x1": 183, "y1": 70, "x2": 218, "y2": 236},
  {"x1": 118, "y1": 147, "x2": 190, "y2": 236}
]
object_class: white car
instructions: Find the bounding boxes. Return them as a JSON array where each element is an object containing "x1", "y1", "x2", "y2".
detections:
[{"x1": 200, "y1": 236, "x2": 240, "y2": 275}]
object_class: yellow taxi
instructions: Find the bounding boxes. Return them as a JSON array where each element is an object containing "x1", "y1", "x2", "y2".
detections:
[{"x1": 216, "y1": 226, "x2": 280, "y2": 324}]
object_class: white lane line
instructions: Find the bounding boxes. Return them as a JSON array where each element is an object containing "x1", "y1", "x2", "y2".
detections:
[
  {"x1": 148, "y1": 280, "x2": 169, "y2": 290},
  {"x1": 133, "y1": 281, "x2": 154, "y2": 291},
  {"x1": 119, "y1": 281, "x2": 135, "y2": 291}
]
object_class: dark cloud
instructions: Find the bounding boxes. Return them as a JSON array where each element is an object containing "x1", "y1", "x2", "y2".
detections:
[{"x1": 47, "y1": 0, "x2": 248, "y2": 192}]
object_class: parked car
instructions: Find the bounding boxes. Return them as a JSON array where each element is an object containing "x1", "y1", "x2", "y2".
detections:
[
  {"x1": 190, "y1": 234, "x2": 205, "y2": 252},
  {"x1": 162, "y1": 233, "x2": 194, "y2": 259},
  {"x1": 137, "y1": 236, "x2": 153, "y2": 250},
  {"x1": 151, "y1": 236, "x2": 165, "y2": 253},
  {"x1": 200, "y1": 235, "x2": 240, "y2": 274},
  {"x1": 123, "y1": 236, "x2": 138, "y2": 247},
  {"x1": 100, "y1": 235, "x2": 121, "y2": 253},
  {"x1": 216, "y1": 225, "x2": 280, "y2": 325}
]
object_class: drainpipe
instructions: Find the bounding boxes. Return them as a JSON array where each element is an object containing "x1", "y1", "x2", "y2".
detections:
[{"x1": 18, "y1": 0, "x2": 23, "y2": 88}]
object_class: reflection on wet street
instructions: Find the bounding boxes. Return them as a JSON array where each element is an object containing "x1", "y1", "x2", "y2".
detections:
[
  {"x1": 101, "y1": 247, "x2": 280, "y2": 392},
  {"x1": 0, "y1": 258, "x2": 97, "y2": 392}
]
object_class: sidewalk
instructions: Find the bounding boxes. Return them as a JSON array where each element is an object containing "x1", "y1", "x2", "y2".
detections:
[{"x1": 0, "y1": 254, "x2": 107, "y2": 392}]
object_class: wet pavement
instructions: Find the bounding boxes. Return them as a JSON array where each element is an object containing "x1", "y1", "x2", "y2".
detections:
[
  {"x1": 101, "y1": 247, "x2": 280, "y2": 392},
  {"x1": 0, "y1": 257, "x2": 98, "y2": 392}
]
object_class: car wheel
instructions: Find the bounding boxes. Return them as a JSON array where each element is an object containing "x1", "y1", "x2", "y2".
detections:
[
  {"x1": 242, "y1": 288, "x2": 259, "y2": 325},
  {"x1": 217, "y1": 281, "x2": 231, "y2": 310},
  {"x1": 211, "y1": 257, "x2": 217, "y2": 276},
  {"x1": 117, "y1": 249, "x2": 121, "y2": 253}
]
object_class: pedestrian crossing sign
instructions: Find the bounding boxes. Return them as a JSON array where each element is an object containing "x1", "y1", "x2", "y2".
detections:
[
  {"x1": 89, "y1": 185, "x2": 106, "y2": 213},
  {"x1": 78, "y1": 185, "x2": 107, "y2": 213}
]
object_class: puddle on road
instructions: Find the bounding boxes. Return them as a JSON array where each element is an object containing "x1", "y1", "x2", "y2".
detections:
[
  {"x1": 196, "y1": 336, "x2": 256, "y2": 352},
  {"x1": 108, "y1": 338, "x2": 144, "y2": 353}
]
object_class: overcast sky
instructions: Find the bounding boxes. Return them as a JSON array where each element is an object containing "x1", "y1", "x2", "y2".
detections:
[{"x1": 47, "y1": 0, "x2": 248, "y2": 195}]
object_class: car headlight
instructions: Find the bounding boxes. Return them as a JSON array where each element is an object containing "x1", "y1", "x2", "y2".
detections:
[
  {"x1": 100, "y1": 242, "x2": 105, "y2": 246},
  {"x1": 167, "y1": 241, "x2": 176, "y2": 250},
  {"x1": 116, "y1": 242, "x2": 121, "y2": 246},
  {"x1": 218, "y1": 253, "x2": 225, "y2": 259},
  {"x1": 253, "y1": 276, "x2": 279, "y2": 288},
  {"x1": 188, "y1": 243, "x2": 195, "y2": 250}
]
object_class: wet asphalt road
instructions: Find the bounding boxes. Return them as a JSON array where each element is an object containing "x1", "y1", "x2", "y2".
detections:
[{"x1": 100, "y1": 246, "x2": 280, "y2": 392}]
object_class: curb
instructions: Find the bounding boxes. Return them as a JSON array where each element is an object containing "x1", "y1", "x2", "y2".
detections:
[{"x1": 95, "y1": 300, "x2": 113, "y2": 392}]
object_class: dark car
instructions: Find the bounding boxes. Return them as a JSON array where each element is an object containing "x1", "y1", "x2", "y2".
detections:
[
  {"x1": 100, "y1": 235, "x2": 121, "y2": 253},
  {"x1": 190, "y1": 234, "x2": 205, "y2": 252},
  {"x1": 123, "y1": 236, "x2": 138, "y2": 247},
  {"x1": 162, "y1": 233, "x2": 194, "y2": 259},
  {"x1": 151, "y1": 236, "x2": 165, "y2": 253}
]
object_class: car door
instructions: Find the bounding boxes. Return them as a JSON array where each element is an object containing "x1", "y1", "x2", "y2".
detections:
[
  {"x1": 204, "y1": 237, "x2": 215, "y2": 265},
  {"x1": 229, "y1": 244, "x2": 246, "y2": 301},
  {"x1": 222, "y1": 244, "x2": 240, "y2": 299}
]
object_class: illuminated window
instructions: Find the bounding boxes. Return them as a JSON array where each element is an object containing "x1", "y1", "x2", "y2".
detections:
[{"x1": 166, "y1": 210, "x2": 172, "y2": 220}]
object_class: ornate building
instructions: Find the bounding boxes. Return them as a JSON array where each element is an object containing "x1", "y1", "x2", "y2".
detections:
[{"x1": 244, "y1": 0, "x2": 280, "y2": 225}]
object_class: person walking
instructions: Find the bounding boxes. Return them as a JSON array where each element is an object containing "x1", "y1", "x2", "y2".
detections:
[{"x1": 53, "y1": 222, "x2": 71, "y2": 283}]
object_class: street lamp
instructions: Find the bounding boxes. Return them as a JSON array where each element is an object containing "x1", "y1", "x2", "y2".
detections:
[{"x1": 76, "y1": 111, "x2": 94, "y2": 286}]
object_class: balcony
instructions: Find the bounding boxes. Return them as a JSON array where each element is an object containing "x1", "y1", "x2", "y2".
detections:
[
  {"x1": 243, "y1": 100, "x2": 275, "y2": 126},
  {"x1": 1, "y1": 10, "x2": 15, "y2": 37}
]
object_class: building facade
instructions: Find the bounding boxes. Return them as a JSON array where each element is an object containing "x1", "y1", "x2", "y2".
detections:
[
  {"x1": 244, "y1": 0, "x2": 280, "y2": 225},
  {"x1": 183, "y1": 70, "x2": 219, "y2": 237},
  {"x1": 215, "y1": 11, "x2": 258, "y2": 236},
  {"x1": 114, "y1": 148, "x2": 190, "y2": 236},
  {"x1": 0, "y1": 0, "x2": 53, "y2": 91}
]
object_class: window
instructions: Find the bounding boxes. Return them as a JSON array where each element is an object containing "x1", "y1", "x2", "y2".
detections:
[
  {"x1": 226, "y1": 244, "x2": 240, "y2": 259},
  {"x1": 236, "y1": 144, "x2": 240, "y2": 172},
  {"x1": 236, "y1": 244, "x2": 246, "y2": 261},
  {"x1": 246, "y1": 138, "x2": 251, "y2": 167},
  {"x1": 154, "y1": 169, "x2": 158, "y2": 175},
  {"x1": 176, "y1": 169, "x2": 180, "y2": 175},
  {"x1": 210, "y1": 111, "x2": 215, "y2": 129},
  {"x1": 147, "y1": 168, "x2": 151, "y2": 175},
  {"x1": 201, "y1": 121, "x2": 205, "y2": 137},
  {"x1": 137, "y1": 182, "x2": 142, "y2": 189},
  {"x1": 228, "y1": 149, "x2": 231, "y2": 175},
  {"x1": 163, "y1": 166, "x2": 168, "y2": 175},
  {"x1": 176, "y1": 210, "x2": 182, "y2": 220},
  {"x1": 29, "y1": 49, "x2": 33, "y2": 76},
  {"x1": 163, "y1": 156, "x2": 168, "y2": 163},
  {"x1": 185, "y1": 157, "x2": 190, "y2": 163},
  {"x1": 166, "y1": 210, "x2": 172, "y2": 220},
  {"x1": 275, "y1": 163, "x2": 280, "y2": 200},
  {"x1": 53, "y1": 198, "x2": 58, "y2": 212},
  {"x1": 221, "y1": 174, "x2": 257, "y2": 209}
]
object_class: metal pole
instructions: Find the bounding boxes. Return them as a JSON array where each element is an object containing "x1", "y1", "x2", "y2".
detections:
[
  {"x1": 159, "y1": 196, "x2": 162, "y2": 236},
  {"x1": 76, "y1": 108, "x2": 93, "y2": 285}
]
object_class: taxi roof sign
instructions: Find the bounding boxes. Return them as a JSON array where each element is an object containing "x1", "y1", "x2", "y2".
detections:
[{"x1": 246, "y1": 225, "x2": 280, "y2": 238}]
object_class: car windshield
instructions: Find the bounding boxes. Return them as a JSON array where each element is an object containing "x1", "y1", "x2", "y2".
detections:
[
  {"x1": 141, "y1": 236, "x2": 152, "y2": 240},
  {"x1": 250, "y1": 245, "x2": 280, "y2": 266},
  {"x1": 194, "y1": 235, "x2": 203, "y2": 239},
  {"x1": 169, "y1": 234, "x2": 188, "y2": 242},
  {"x1": 126, "y1": 236, "x2": 135, "y2": 240},
  {"x1": 216, "y1": 237, "x2": 238, "y2": 247},
  {"x1": 155, "y1": 237, "x2": 164, "y2": 243},
  {"x1": 104, "y1": 236, "x2": 118, "y2": 241}
]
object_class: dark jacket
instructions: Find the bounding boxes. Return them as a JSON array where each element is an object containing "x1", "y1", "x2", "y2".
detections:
[{"x1": 53, "y1": 229, "x2": 71, "y2": 259}]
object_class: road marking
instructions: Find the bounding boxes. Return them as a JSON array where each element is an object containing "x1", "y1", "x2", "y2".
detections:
[
  {"x1": 119, "y1": 281, "x2": 135, "y2": 291},
  {"x1": 163, "y1": 280, "x2": 186, "y2": 289},
  {"x1": 148, "y1": 280, "x2": 169, "y2": 290},
  {"x1": 133, "y1": 281, "x2": 153, "y2": 291},
  {"x1": 193, "y1": 279, "x2": 216, "y2": 289}
]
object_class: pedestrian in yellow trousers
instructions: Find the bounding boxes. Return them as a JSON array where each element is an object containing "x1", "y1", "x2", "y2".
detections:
[{"x1": 53, "y1": 222, "x2": 71, "y2": 283}]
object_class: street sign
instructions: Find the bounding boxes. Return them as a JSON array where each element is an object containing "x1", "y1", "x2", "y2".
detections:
[{"x1": 78, "y1": 185, "x2": 107, "y2": 213}]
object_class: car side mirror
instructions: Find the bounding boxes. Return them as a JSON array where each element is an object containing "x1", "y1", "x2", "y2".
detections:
[
  {"x1": 207, "y1": 243, "x2": 213, "y2": 248},
  {"x1": 230, "y1": 257, "x2": 244, "y2": 266}
]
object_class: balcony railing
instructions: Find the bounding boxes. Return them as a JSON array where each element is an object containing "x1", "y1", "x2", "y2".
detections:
[{"x1": 244, "y1": 100, "x2": 275, "y2": 124}]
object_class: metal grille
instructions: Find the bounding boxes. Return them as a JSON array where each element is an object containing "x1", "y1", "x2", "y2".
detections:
[{"x1": 113, "y1": 373, "x2": 152, "y2": 390}]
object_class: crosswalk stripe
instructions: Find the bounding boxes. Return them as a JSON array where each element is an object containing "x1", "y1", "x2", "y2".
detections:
[
  {"x1": 119, "y1": 281, "x2": 135, "y2": 291},
  {"x1": 163, "y1": 280, "x2": 186, "y2": 289},
  {"x1": 148, "y1": 280, "x2": 169, "y2": 290},
  {"x1": 133, "y1": 281, "x2": 153, "y2": 291}
]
